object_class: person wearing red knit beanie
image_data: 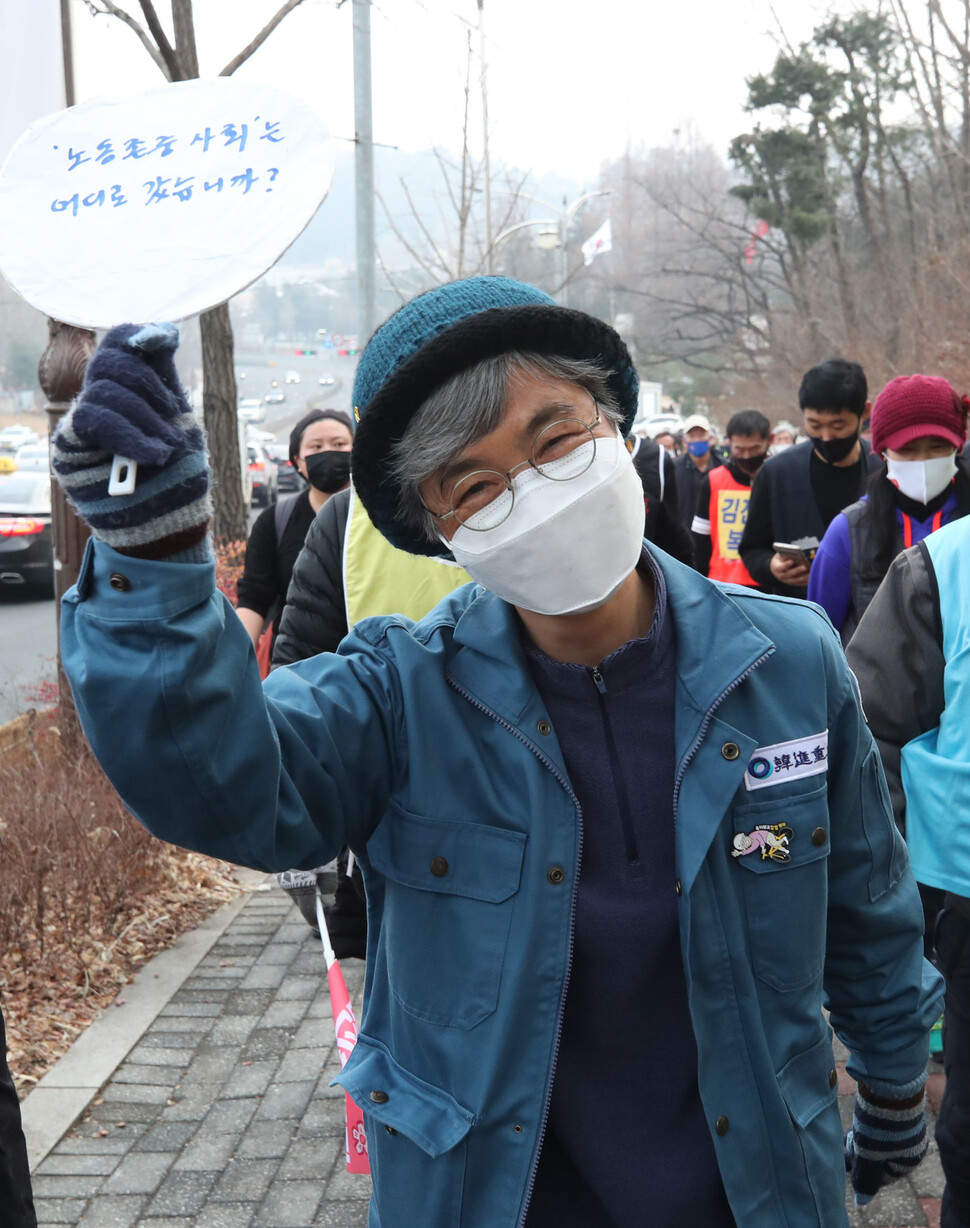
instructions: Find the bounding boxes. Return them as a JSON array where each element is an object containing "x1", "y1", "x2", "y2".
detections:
[
  {"x1": 809, "y1": 373, "x2": 970, "y2": 646},
  {"x1": 871, "y1": 374, "x2": 969, "y2": 459}
]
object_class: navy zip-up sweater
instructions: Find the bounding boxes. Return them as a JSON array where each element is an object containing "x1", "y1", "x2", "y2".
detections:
[{"x1": 523, "y1": 555, "x2": 734, "y2": 1227}]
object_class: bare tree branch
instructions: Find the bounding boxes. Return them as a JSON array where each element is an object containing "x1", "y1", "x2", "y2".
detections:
[
  {"x1": 136, "y1": 1, "x2": 179, "y2": 77},
  {"x1": 377, "y1": 188, "x2": 452, "y2": 283},
  {"x1": 82, "y1": 0, "x2": 169, "y2": 76},
  {"x1": 220, "y1": 0, "x2": 308, "y2": 75}
]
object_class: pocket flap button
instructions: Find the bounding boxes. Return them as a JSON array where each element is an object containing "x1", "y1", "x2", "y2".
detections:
[
  {"x1": 721, "y1": 743, "x2": 740, "y2": 761},
  {"x1": 811, "y1": 827, "x2": 827, "y2": 847},
  {"x1": 715, "y1": 1115, "x2": 730, "y2": 1136},
  {"x1": 430, "y1": 857, "x2": 449, "y2": 877}
]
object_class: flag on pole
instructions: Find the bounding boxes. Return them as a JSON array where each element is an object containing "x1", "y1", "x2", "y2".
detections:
[
  {"x1": 581, "y1": 218, "x2": 613, "y2": 266},
  {"x1": 316, "y1": 888, "x2": 370, "y2": 1174},
  {"x1": 744, "y1": 219, "x2": 770, "y2": 265}
]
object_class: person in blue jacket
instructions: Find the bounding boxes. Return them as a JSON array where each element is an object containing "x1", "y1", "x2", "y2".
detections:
[
  {"x1": 809, "y1": 374, "x2": 970, "y2": 644},
  {"x1": 51, "y1": 279, "x2": 942, "y2": 1228},
  {"x1": 848, "y1": 515, "x2": 970, "y2": 1228}
]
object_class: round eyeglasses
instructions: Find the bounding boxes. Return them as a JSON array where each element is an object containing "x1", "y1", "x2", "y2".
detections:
[{"x1": 429, "y1": 407, "x2": 603, "y2": 531}]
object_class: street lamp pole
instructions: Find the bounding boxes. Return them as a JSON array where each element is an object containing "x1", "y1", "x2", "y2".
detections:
[
  {"x1": 477, "y1": 0, "x2": 493, "y2": 275},
  {"x1": 559, "y1": 190, "x2": 611, "y2": 308},
  {"x1": 491, "y1": 189, "x2": 610, "y2": 305},
  {"x1": 352, "y1": 0, "x2": 376, "y2": 344}
]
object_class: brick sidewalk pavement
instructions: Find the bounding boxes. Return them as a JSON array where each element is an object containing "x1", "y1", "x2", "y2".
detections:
[
  {"x1": 30, "y1": 886, "x2": 371, "y2": 1227},
  {"x1": 27, "y1": 883, "x2": 948, "y2": 1227}
]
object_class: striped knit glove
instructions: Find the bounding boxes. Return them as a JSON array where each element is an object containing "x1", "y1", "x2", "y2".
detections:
[
  {"x1": 51, "y1": 322, "x2": 212, "y2": 560},
  {"x1": 844, "y1": 1073, "x2": 928, "y2": 1206}
]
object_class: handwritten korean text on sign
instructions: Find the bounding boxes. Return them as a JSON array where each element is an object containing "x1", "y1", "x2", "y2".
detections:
[{"x1": 0, "y1": 78, "x2": 335, "y2": 327}]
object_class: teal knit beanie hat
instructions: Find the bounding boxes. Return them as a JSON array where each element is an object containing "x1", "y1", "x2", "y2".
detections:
[{"x1": 351, "y1": 276, "x2": 639, "y2": 556}]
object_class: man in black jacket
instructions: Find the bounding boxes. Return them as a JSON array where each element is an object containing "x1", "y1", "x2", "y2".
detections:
[
  {"x1": 674, "y1": 413, "x2": 724, "y2": 537},
  {"x1": 627, "y1": 433, "x2": 693, "y2": 565},
  {"x1": 739, "y1": 358, "x2": 878, "y2": 595}
]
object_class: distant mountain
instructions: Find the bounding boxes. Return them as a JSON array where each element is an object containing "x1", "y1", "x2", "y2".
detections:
[{"x1": 277, "y1": 144, "x2": 586, "y2": 273}]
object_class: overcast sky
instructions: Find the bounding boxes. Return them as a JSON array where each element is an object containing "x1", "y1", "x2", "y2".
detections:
[{"x1": 65, "y1": 0, "x2": 836, "y2": 184}]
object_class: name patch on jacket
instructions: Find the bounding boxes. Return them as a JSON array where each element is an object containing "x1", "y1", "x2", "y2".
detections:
[{"x1": 743, "y1": 731, "x2": 829, "y2": 791}]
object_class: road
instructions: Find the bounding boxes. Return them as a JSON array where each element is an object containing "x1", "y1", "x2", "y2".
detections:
[
  {"x1": 0, "y1": 587, "x2": 58, "y2": 725},
  {"x1": 233, "y1": 347, "x2": 357, "y2": 434}
]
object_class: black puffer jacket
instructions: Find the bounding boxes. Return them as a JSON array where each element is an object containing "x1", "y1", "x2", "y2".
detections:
[
  {"x1": 271, "y1": 488, "x2": 365, "y2": 958},
  {"x1": 272, "y1": 488, "x2": 351, "y2": 666}
]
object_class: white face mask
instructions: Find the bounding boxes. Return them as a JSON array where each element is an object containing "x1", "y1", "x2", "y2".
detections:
[
  {"x1": 885, "y1": 452, "x2": 957, "y2": 504},
  {"x1": 443, "y1": 433, "x2": 645, "y2": 615}
]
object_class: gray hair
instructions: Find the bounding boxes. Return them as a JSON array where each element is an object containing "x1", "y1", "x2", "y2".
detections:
[{"x1": 391, "y1": 351, "x2": 623, "y2": 546}]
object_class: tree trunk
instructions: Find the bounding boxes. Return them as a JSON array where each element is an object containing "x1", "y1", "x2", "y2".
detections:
[
  {"x1": 167, "y1": 1, "x2": 241, "y2": 542},
  {"x1": 171, "y1": 0, "x2": 200, "y2": 77},
  {"x1": 200, "y1": 302, "x2": 246, "y2": 543}
]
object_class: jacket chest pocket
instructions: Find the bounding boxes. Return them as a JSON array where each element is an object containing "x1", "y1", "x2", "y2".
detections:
[
  {"x1": 731, "y1": 782, "x2": 830, "y2": 992},
  {"x1": 368, "y1": 805, "x2": 526, "y2": 1029}
]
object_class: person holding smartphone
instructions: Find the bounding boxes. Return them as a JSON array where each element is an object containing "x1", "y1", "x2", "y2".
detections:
[{"x1": 739, "y1": 359, "x2": 880, "y2": 595}]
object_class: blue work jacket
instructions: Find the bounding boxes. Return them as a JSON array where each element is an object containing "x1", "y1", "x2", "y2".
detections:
[{"x1": 61, "y1": 539, "x2": 942, "y2": 1228}]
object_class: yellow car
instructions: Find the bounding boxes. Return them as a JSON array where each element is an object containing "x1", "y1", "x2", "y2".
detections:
[{"x1": 0, "y1": 456, "x2": 17, "y2": 475}]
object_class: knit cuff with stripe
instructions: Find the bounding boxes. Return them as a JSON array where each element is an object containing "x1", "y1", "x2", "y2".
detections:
[
  {"x1": 844, "y1": 1071, "x2": 928, "y2": 1206},
  {"x1": 51, "y1": 323, "x2": 212, "y2": 560}
]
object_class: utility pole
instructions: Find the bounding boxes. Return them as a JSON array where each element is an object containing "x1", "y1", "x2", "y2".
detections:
[
  {"x1": 59, "y1": 0, "x2": 75, "y2": 106},
  {"x1": 353, "y1": 0, "x2": 376, "y2": 344},
  {"x1": 478, "y1": 0, "x2": 493, "y2": 275},
  {"x1": 560, "y1": 195, "x2": 569, "y2": 308}
]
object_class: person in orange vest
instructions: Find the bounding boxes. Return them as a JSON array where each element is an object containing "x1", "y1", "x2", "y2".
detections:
[{"x1": 691, "y1": 410, "x2": 770, "y2": 585}]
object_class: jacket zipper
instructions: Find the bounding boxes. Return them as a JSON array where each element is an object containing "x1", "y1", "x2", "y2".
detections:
[
  {"x1": 591, "y1": 666, "x2": 639, "y2": 863},
  {"x1": 445, "y1": 676, "x2": 582, "y2": 1228},
  {"x1": 671, "y1": 650, "x2": 773, "y2": 820}
]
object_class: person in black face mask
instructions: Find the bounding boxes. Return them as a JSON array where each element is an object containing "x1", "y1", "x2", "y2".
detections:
[
  {"x1": 236, "y1": 408, "x2": 354, "y2": 656},
  {"x1": 690, "y1": 410, "x2": 770, "y2": 584},
  {"x1": 739, "y1": 358, "x2": 880, "y2": 596}
]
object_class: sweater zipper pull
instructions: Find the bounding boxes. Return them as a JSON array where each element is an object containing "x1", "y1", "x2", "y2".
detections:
[{"x1": 591, "y1": 666, "x2": 607, "y2": 695}]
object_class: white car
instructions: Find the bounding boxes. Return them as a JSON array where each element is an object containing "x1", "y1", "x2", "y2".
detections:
[
  {"x1": 284, "y1": 371, "x2": 301, "y2": 384},
  {"x1": 640, "y1": 413, "x2": 685, "y2": 441},
  {"x1": 0, "y1": 424, "x2": 39, "y2": 452},
  {"x1": 318, "y1": 374, "x2": 335, "y2": 387},
  {"x1": 14, "y1": 444, "x2": 48, "y2": 472},
  {"x1": 246, "y1": 425, "x2": 276, "y2": 445},
  {"x1": 238, "y1": 399, "x2": 266, "y2": 423}
]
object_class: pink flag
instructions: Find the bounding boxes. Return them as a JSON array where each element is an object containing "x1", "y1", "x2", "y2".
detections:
[
  {"x1": 745, "y1": 219, "x2": 770, "y2": 265},
  {"x1": 327, "y1": 960, "x2": 369, "y2": 1172},
  {"x1": 317, "y1": 888, "x2": 370, "y2": 1174}
]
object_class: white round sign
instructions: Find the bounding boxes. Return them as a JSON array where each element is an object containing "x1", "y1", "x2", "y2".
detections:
[{"x1": 0, "y1": 77, "x2": 335, "y2": 327}]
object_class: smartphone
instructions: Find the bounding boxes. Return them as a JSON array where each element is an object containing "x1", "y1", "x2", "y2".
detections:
[{"x1": 772, "y1": 541, "x2": 817, "y2": 566}]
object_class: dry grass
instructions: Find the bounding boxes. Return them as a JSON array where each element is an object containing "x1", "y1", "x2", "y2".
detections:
[{"x1": 0, "y1": 708, "x2": 245, "y2": 1097}]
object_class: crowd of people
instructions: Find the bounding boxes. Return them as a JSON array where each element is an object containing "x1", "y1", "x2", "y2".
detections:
[
  {"x1": 2, "y1": 279, "x2": 964, "y2": 1227},
  {"x1": 630, "y1": 355, "x2": 970, "y2": 1226}
]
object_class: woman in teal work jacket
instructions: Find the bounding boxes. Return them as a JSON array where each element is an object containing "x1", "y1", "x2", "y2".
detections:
[{"x1": 52, "y1": 278, "x2": 941, "y2": 1228}]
